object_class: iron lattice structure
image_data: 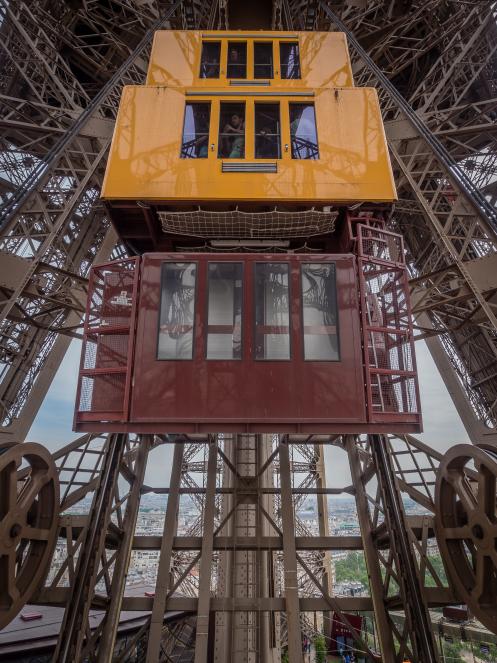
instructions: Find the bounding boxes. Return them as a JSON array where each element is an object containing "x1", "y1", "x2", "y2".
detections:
[{"x1": 1, "y1": 1, "x2": 497, "y2": 662}]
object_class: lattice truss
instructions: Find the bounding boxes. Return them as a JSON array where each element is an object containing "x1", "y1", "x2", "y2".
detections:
[
  {"x1": 0, "y1": 0, "x2": 212, "y2": 438},
  {"x1": 2, "y1": 430, "x2": 474, "y2": 662},
  {"x1": 307, "y1": 0, "x2": 497, "y2": 438},
  {"x1": 0, "y1": 0, "x2": 496, "y2": 446},
  {"x1": 0, "y1": 0, "x2": 495, "y2": 445},
  {"x1": 2, "y1": 1, "x2": 497, "y2": 659}
]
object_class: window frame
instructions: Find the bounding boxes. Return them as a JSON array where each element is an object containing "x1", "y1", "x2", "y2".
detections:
[
  {"x1": 205, "y1": 261, "x2": 244, "y2": 361},
  {"x1": 254, "y1": 101, "x2": 281, "y2": 160},
  {"x1": 156, "y1": 261, "x2": 198, "y2": 361},
  {"x1": 199, "y1": 40, "x2": 221, "y2": 79},
  {"x1": 300, "y1": 262, "x2": 340, "y2": 362},
  {"x1": 279, "y1": 41, "x2": 301, "y2": 80},
  {"x1": 289, "y1": 102, "x2": 320, "y2": 160},
  {"x1": 226, "y1": 40, "x2": 248, "y2": 80},
  {"x1": 217, "y1": 101, "x2": 247, "y2": 159},
  {"x1": 180, "y1": 97, "x2": 320, "y2": 162},
  {"x1": 253, "y1": 261, "x2": 292, "y2": 361},
  {"x1": 253, "y1": 41, "x2": 274, "y2": 80},
  {"x1": 195, "y1": 37, "x2": 303, "y2": 83},
  {"x1": 180, "y1": 102, "x2": 212, "y2": 160}
]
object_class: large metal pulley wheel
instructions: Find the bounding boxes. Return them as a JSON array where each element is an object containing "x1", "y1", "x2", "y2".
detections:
[
  {"x1": 0, "y1": 442, "x2": 59, "y2": 630},
  {"x1": 435, "y1": 443, "x2": 497, "y2": 632}
]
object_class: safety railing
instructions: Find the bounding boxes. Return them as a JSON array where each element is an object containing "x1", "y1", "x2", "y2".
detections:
[{"x1": 74, "y1": 257, "x2": 139, "y2": 425}]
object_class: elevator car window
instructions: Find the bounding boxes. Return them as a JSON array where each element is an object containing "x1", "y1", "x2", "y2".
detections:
[
  {"x1": 301, "y1": 263, "x2": 339, "y2": 360},
  {"x1": 227, "y1": 42, "x2": 247, "y2": 79},
  {"x1": 200, "y1": 41, "x2": 221, "y2": 78},
  {"x1": 254, "y1": 42, "x2": 273, "y2": 79},
  {"x1": 207, "y1": 263, "x2": 243, "y2": 359},
  {"x1": 290, "y1": 103, "x2": 319, "y2": 159},
  {"x1": 158, "y1": 263, "x2": 196, "y2": 359},
  {"x1": 254, "y1": 263, "x2": 291, "y2": 360},
  {"x1": 280, "y1": 42, "x2": 301, "y2": 79},
  {"x1": 181, "y1": 103, "x2": 210, "y2": 158},
  {"x1": 255, "y1": 103, "x2": 281, "y2": 159},
  {"x1": 218, "y1": 102, "x2": 245, "y2": 158}
]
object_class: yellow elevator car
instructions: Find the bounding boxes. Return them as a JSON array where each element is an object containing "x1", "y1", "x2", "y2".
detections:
[{"x1": 102, "y1": 31, "x2": 396, "y2": 252}]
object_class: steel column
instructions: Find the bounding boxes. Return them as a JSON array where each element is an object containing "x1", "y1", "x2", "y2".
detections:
[
  {"x1": 346, "y1": 435, "x2": 396, "y2": 661},
  {"x1": 371, "y1": 434, "x2": 439, "y2": 662},
  {"x1": 53, "y1": 433, "x2": 126, "y2": 662},
  {"x1": 194, "y1": 438, "x2": 218, "y2": 663},
  {"x1": 96, "y1": 435, "x2": 152, "y2": 662},
  {"x1": 314, "y1": 443, "x2": 333, "y2": 648},
  {"x1": 146, "y1": 441, "x2": 185, "y2": 662},
  {"x1": 279, "y1": 439, "x2": 303, "y2": 663}
]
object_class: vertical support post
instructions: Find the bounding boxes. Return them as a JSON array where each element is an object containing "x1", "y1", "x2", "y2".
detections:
[
  {"x1": 194, "y1": 436, "x2": 218, "y2": 663},
  {"x1": 346, "y1": 435, "x2": 396, "y2": 662},
  {"x1": 146, "y1": 441, "x2": 184, "y2": 663},
  {"x1": 97, "y1": 435, "x2": 152, "y2": 662},
  {"x1": 314, "y1": 443, "x2": 333, "y2": 647},
  {"x1": 54, "y1": 433, "x2": 126, "y2": 662},
  {"x1": 371, "y1": 434, "x2": 439, "y2": 662},
  {"x1": 279, "y1": 439, "x2": 303, "y2": 663},
  {"x1": 258, "y1": 434, "x2": 280, "y2": 663},
  {"x1": 213, "y1": 435, "x2": 234, "y2": 663}
]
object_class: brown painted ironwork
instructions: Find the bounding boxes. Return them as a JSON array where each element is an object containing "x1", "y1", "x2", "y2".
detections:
[
  {"x1": 2, "y1": 1, "x2": 497, "y2": 661},
  {"x1": 0, "y1": 442, "x2": 59, "y2": 630},
  {"x1": 435, "y1": 443, "x2": 497, "y2": 634}
]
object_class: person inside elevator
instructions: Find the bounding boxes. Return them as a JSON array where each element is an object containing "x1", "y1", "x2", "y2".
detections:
[{"x1": 221, "y1": 113, "x2": 245, "y2": 158}]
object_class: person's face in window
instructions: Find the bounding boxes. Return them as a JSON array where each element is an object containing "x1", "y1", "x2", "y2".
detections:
[
  {"x1": 230, "y1": 49, "x2": 239, "y2": 62},
  {"x1": 231, "y1": 114, "x2": 242, "y2": 128}
]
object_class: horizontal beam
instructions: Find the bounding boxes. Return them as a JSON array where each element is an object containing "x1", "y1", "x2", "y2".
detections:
[
  {"x1": 141, "y1": 487, "x2": 353, "y2": 495},
  {"x1": 133, "y1": 535, "x2": 364, "y2": 551},
  {"x1": 124, "y1": 596, "x2": 374, "y2": 612},
  {"x1": 35, "y1": 589, "x2": 457, "y2": 613}
]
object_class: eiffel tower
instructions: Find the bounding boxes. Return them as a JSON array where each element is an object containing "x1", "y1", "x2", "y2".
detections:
[{"x1": 1, "y1": 2, "x2": 497, "y2": 662}]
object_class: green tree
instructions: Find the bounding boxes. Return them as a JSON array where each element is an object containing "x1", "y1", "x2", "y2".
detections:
[
  {"x1": 334, "y1": 552, "x2": 370, "y2": 591},
  {"x1": 440, "y1": 640, "x2": 464, "y2": 663},
  {"x1": 314, "y1": 634, "x2": 327, "y2": 663}
]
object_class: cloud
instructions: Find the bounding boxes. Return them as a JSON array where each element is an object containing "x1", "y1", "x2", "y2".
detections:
[
  {"x1": 415, "y1": 341, "x2": 469, "y2": 453},
  {"x1": 27, "y1": 341, "x2": 81, "y2": 453}
]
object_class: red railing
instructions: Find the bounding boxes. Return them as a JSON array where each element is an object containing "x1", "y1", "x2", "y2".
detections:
[
  {"x1": 74, "y1": 257, "x2": 140, "y2": 426},
  {"x1": 356, "y1": 224, "x2": 421, "y2": 426}
]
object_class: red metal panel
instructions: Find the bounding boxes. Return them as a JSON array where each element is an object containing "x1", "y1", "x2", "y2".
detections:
[
  {"x1": 129, "y1": 253, "x2": 366, "y2": 431},
  {"x1": 74, "y1": 249, "x2": 422, "y2": 433}
]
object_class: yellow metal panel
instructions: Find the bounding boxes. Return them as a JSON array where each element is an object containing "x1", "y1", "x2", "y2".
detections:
[
  {"x1": 245, "y1": 100, "x2": 255, "y2": 160},
  {"x1": 146, "y1": 31, "x2": 354, "y2": 88},
  {"x1": 102, "y1": 86, "x2": 396, "y2": 204},
  {"x1": 246, "y1": 39, "x2": 254, "y2": 80}
]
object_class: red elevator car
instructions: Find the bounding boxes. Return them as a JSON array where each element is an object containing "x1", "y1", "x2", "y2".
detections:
[{"x1": 74, "y1": 223, "x2": 421, "y2": 434}]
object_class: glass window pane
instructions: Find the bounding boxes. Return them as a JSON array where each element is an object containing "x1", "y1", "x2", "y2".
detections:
[
  {"x1": 301, "y1": 263, "x2": 339, "y2": 361},
  {"x1": 200, "y1": 41, "x2": 220, "y2": 78},
  {"x1": 280, "y1": 42, "x2": 301, "y2": 79},
  {"x1": 207, "y1": 263, "x2": 243, "y2": 359},
  {"x1": 218, "y1": 103, "x2": 245, "y2": 158},
  {"x1": 255, "y1": 263, "x2": 290, "y2": 360},
  {"x1": 290, "y1": 103, "x2": 319, "y2": 160},
  {"x1": 181, "y1": 103, "x2": 210, "y2": 159},
  {"x1": 255, "y1": 103, "x2": 281, "y2": 159},
  {"x1": 254, "y1": 42, "x2": 273, "y2": 79},
  {"x1": 227, "y1": 42, "x2": 247, "y2": 79},
  {"x1": 158, "y1": 263, "x2": 196, "y2": 359}
]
